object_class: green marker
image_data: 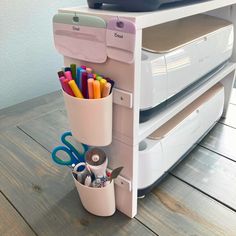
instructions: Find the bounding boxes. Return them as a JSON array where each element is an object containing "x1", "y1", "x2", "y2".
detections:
[
  {"x1": 96, "y1": 75, "x2": 103, "y2": 81},
  {"x1": 70, "y1": 64, "x2": 76, "y2": 79}
]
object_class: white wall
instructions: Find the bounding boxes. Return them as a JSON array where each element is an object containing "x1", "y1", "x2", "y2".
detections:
[{"x1": 0, "y1": 0, "x2": 86, "y2": 109}]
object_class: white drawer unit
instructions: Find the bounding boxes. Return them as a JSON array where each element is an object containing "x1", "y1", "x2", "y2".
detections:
[
  {"x1": 138, "y1": 83, "x2": 224, "y2": 195},
  {"x1": 140, "y1": 14, "x2": 233, "y2": 111}
]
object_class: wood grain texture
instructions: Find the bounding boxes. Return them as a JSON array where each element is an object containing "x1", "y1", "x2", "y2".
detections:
[
  {"x1": 18, "y1": 109, "x2": 69, "y2": 152},
  {"x1": 0, "y1": 193, "x2": 35, "y2": 236},
  {"x1": 0, "y1": 128, "x2": 155, "y2": 236},
  {"x1": 220, "y1": 104, "x2": 236, "y2": 129},
  {"x1": 137, "y1": 176, "x2": 236, "y2": 236},
  {"x1": 200, "y1": 123, "x2": 236, "y2": 161},
  {"x1": 172, "y1": 146, "x2": 236, "y2": 210},
  {"x1": 0, "y1": 90, "x2": 64, "y2": 131}
]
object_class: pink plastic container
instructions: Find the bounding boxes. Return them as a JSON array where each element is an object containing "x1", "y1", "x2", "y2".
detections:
[
  {"x1": 63, "y1": 91, "x2": 112, "y2": 146},
  {"x1": 73, "y1": 175, "x2": 116, "y2": 216}
]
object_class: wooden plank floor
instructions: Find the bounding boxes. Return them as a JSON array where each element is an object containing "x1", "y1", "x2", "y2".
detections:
[{"x1": 1, "y1": 89, "x2": 236, "y2": 236}]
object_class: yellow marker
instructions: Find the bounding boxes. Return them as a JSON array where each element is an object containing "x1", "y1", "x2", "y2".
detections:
[
  {"x1": 100, "y1": 78, "x2": 107, "y2": 95},
  {"x1": 93, "y1": 80, "x2": 101, "y2": 99},
  {"x1": 68, "y1": 80, "x2": 84, "y2": 98}
]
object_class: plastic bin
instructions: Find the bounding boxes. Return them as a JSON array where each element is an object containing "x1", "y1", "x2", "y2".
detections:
[{"x1": 63, "y1": 91, "x2": 112, "y2": 146}]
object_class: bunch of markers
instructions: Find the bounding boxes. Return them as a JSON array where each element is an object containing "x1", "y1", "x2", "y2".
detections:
[{"x1": 57, "y1": 64, "x2": 114, "y2": 99}]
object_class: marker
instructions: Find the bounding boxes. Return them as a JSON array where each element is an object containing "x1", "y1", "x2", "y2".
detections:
[
  {"x1": 96, "y1": 76, "x2": 103, "y2": 81},
  {"x1": 76, "y1": 68, "x2": 85, "y2": 89},
  {"x1": 87, "y1": 78, "x2": 94, "y2": 99},
  {"x1": 81, "y1": 65, "x2": 86, "y2": 70},
  {"x1": 88, "y1": 73, "x2": 94, "y2": 78},
  {"x1": 65, "y1": 67, "x2": 71, "y2": 72},
  {"x1": 70, "y1": 64, "x2": 76, "y2": 79},
  {"x1": 102, "y1": 82, "x2": 112, "y2": 97},
  {"x1": 79, "y1": 69, "x2": 86, "y2": 89},
  {"x1": 59, "y1": 76, "x2": 66, "y2": 89},
  {"x1": 81, "y1": 72, "x2": 88, "y2": 98},
  {"x1": 100, "y1": 78, "x2": 107, "y2": 94},
  {"x1": 57, "y1": 71, "x2": 64, "y2": 78},
  {"x1": 93, "y1": 80, "x2": 101, "y2": 99},
  {"x1": 64, "y1": 71, "x2": 73, "y2": 81},
  {"x1": 68, "y1": 80, "x2": 84, "y2": 98},
  {"x1": 93, "y1": 74, "x2": 97, "y2": 79},
  {"x1": 86, "y1": 68, "x2": 92, "y2": 74},
  {"x1": 62, "y1": 78, "x2": 75, "y2": 96},
  {"x1": 105, "y1": 78, "x2": 115, "y2": 93}
]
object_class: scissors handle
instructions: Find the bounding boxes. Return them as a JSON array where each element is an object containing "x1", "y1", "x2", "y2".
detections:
[
  {"x1": 51, "y1": 146, "x2": 78, "y2": 166},
  {"x1": 61, "y1": 131, "x2": 89, "y2": 162}
]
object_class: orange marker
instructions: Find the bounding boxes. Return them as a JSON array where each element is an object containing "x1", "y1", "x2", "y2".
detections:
[
  {"x1": 102, "y1": 82, "x2": 112, "y2": 97},
  {"x1": 87, "y1": 78, "x2": 94, "y2": 99},
  {"x1": 68, "y1": 80, "x2": 84, "y2": 98},
  {"x1": 93, "y1": 80, "x2": 101, "y2": 99}
]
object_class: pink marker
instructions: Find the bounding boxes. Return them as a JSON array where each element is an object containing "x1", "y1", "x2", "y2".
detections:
[
  {"x1": 62, "y1": 78, "x2": 75, "y2": 96},
  {"x1": 81, "y1": 65, "x2": 86, "y2": 70},
  {"x1": 64, "y1": 71, "x2": 73, "y2": 81}
]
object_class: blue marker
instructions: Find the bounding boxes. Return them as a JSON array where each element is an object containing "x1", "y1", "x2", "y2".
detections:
[{"x1": 76, "y1": 68, "x2": 86, "y2": 90}]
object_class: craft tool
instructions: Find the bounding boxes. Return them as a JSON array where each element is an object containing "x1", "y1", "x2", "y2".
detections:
[
  {"x1": 57, "y1": 71, "x2": 64, "y2": 78},
  {"x1": 81, "y1": 65, "x2": 86, "y2": 70},
  {"x1": 86, "y1": 68, "x2": 92, "y2": 74},
  {"x1": 65, "y1": 71, "x2": 73, "y2": 81},
  {"x1": 70, "y1": 64, "x2": 77, "y2": 79},
  {"x1": 51, "y1": 131, "x2": 88, "y2": 166},
  {"x1": 93, "y1": 80, "x2": 101, "y2": 99},
  {"x1": 68, "y1": 80, "x2": 84, "y2": 98},
  {"x1": 65, "y1": 67, "x2": 71, "y2": 72},
  {"x1": 81, "y1": 72, "x2": 88, "y2": 98},
  {"x1": 73, "y1": 162, "x2": 92, "y2": 185},
  {"x1": 85, "y1": 148, "x2": 108, "y2": 178},
  {"x1": 88, "y1": 73, "x2": 94, "y2": 78},
  {"x1": 79, "y1": 69, "x2": 86, "y2": 89},
  {"x1": 93, "y1": 74, "x2": 97, "y2": 79},
  {"x1": 96, "y1": 75, "x2": 103, "y2": 81},
  {"x1": 102, "y1": 82, "x2": 112, "y2": 97},
  {"x1": 87, "y1": 78, "x2": 94, "y2": 99},
  {"x1": 62, "y1": 78, "x2": 75, "y2": 96},
  {"x1": 105, "y1": 78, "x2": 115, "y2": 93},
  {"x1": 100, "y1": 78, "x2": 107, "y2": 94}
]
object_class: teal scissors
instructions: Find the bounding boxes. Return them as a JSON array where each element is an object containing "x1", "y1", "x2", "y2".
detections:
[{"x1": 51, "y1": 131, "x2": 89, "y2": 166}]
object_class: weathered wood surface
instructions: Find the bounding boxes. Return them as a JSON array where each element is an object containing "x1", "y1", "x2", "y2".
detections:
[
  {"x1": 172, "y1": 146, "x2": 236, "y2": 210},
  {"x1": 0, "y1": 128, "x2": 155, "y2": 236},
  {"x1": 0, "y1": 91, "x2": 64, "y2": 131},
  {"x1": 200, "y1": 123, "x2": 236, "y2": 161},
  {"x1": 0, "y1": 193, "x2": 35, "y2": 236},
  {"x1": 137, "y1": 176, "x2": 236, "y2": 236}
]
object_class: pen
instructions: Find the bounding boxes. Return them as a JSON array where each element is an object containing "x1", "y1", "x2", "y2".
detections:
[
  {"x1": 81, "y1": 72, "x2": 88, "y2": 98},
  {"x1": 87, "y1": 78, "x2": 94, "y2": 99},
  {"x1": 62, "y1": 78, "x2": 75, "y2": 96},
  {"x1": 86, "y1": 68, "x2": 92, "y2": 74},
  {"x1": 57, "y1": 71, "x2": 64, "y2": 78},
  {"x1": 65, "y1": 67, "x2": 71, "y2": 72},
  {"x1": 106, "y1": 78, "x2": 115, "y2": 93},
  {"x1": 81, "y1": 65, "x2": 86, "y2": 70},
  {"x1": 102, "y1": 82, "x2": 112, "y2": 97},
  {"x1": 100, "y1": 78, "x2": 107, "y2": 94},
  {"x1": 70, "y1": 64, "x2": 77, "y2": 79},
  {"x1": 68, "y1": 80, "x2": 84, "y2": 98},
  {"x1": 93, "y1": 80, "x2": 101, "y2": 99},
  {"x1": 64, "y1": 71, "x2": 73, "y2": 81}
]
